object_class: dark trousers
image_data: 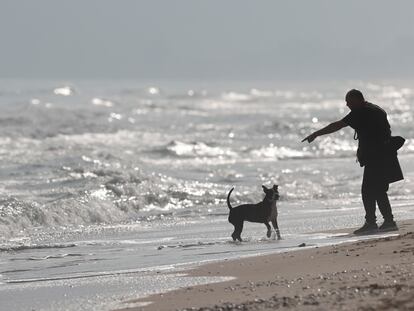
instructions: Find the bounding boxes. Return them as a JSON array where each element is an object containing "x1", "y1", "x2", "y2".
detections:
[{"x1": 361, "y1": 162, "x2": 394, "y2": 224}]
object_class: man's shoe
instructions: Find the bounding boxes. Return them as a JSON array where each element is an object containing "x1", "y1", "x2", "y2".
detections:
[
  {"x1": 379, "y1": 221, "x2": 398, "y2": 232},
  {"x1": 353, "y1": 222, "x2": 378, "y2": 235}
]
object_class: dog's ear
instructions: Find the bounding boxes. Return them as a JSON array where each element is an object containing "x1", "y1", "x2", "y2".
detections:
[
  {"x1": 273, "y1": 184, "x2": 278, "y2": 190},
  {"x1": 262, "y1": 185, "x2": 269, "y2": 193}
]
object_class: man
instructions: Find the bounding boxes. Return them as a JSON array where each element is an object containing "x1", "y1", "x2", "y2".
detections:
[{"x1": 302, "y1": 89, "x2": 403, "y2": 234}]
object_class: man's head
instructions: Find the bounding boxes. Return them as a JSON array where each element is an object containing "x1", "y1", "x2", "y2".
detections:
[{"x1": 345, "y1": 89, "x2": 365, "y2": 110}]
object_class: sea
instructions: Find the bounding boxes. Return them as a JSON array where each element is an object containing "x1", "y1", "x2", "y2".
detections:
[{"x1": 0, "y1": 79, "x2": 413, "y2": 310}]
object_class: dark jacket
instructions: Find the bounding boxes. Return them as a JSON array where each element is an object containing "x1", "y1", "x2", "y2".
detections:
[{"x1": 342, "y1": 102, "x2": 404, "y2": 183}]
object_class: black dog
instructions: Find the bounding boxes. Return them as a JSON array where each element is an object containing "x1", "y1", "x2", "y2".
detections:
[{"x1": 227, "y1": 185, "x2": 281, "y2": 242}]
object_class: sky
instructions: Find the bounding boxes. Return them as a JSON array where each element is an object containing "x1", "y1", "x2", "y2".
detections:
[{"x1": 1, "y1": 1, "x2": 414, "y2": 80}]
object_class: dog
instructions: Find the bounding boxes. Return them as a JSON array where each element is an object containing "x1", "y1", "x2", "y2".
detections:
[{"x1": 227, "y1": 185, "x2": 281, "y2": 242}]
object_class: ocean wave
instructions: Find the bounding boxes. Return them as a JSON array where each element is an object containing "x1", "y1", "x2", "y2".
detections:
[
  {"x1": 53, "y1": 86, "x2": 75, "y2": 96},
  {"x1": 249, "y1": 145, "x2": 312, "y2": 160},
  {"x1": 248, "y1": 137, "x2": 360, "y2": 161},
  {"x1": 0, "y1": 243, "x2": 76, "y2": 252},
  {"x1": 0, "y1": 195, "x2": 128, "y2": 238},
  {"x1": 161, "y1": 140, "x2": 238, "y2": 158},
  {"x1": 221, "y1": 91, "x2": 252, "y2": 102},
  {"x1": 0, "y1": 171, "x2": 226, "y2": 238},
  {"x1": 91, "y1": 97, "x2": 114, "y2": 107}
]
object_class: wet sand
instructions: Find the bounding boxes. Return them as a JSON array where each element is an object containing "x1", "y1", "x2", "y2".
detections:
[{"x1": 117, "y1": 221, "x2": 414, "y2": 311}]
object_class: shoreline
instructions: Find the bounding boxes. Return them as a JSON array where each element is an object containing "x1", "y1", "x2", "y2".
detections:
[{"x1": 116, "y1": 220, "x2": 414, "y2": 311}]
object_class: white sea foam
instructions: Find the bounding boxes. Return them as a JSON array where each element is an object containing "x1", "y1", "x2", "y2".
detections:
[
  {"x1": 91, "y1": 97, "x2": 113, "y2": 107},
  {"x1": 250, "y1": 145, "x2": 312, "y2": 160},
  {"x1": 53, "y1": 86, "x2": 74, "y2": 96},
  {"x1": 165, "y1": 140, "x2": 238, "y2": 158}
]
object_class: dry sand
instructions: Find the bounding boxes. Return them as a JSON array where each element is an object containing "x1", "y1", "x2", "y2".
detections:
[{"x1": 117, "y1": 221, "x2": 414, "y2": 311}]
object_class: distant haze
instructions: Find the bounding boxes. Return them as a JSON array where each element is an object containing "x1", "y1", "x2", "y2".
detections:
[{"x1": 1, "y1": 1, "x2": 414, "y2": 80}]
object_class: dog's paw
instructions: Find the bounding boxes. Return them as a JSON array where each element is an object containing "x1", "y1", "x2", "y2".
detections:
[{"x1": 266, "y1": 230, "x2": 272, "y2": 238}]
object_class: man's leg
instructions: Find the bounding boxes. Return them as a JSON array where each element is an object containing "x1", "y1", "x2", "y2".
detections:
[
  {"x1": 361, "y1": 190, "x2": 377, "y2": 224},
  {"x1": 369, "y1": 162, "x2": 398, "y2": 231},
  {"x1": 376, "y1": 191, "x2": 394, "y2": 222},
  {"x1": 354, "y1": 165, "x2": 379, "y2": 234},
  {"x1": 361, "y1": 165, "x2": 377, "y2": 225},
  {"x1": 376, "y1": 184, "x2": 398, "y2": 231}
]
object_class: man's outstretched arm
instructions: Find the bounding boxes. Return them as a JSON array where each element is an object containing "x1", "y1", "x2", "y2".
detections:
[{"x1": 302, "y1": 120, "x2": 348, "y2": 143}]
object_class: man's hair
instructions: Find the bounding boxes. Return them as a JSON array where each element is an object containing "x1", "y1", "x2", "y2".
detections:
[{"x1": 346, "y1": 89, "x2": 365, "y2": 101}]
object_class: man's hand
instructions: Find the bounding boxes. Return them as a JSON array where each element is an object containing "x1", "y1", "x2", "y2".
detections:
[{"x1": 302, "y1": 133, "x2": 317, "y2": 143}]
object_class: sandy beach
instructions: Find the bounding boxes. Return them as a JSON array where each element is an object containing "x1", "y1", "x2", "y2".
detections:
[{"x1": 118, "y1": 220, "x2": 414, "y2": 311}]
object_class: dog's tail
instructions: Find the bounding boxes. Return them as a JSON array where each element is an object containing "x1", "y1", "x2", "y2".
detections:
[{"x1": 227, "y1": 187, "x2": 234, "y2": 210}]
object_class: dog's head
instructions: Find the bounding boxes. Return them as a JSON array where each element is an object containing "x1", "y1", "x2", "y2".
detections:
[{"x1": 262, "y1": 184, "x2": 280, "y2": 202}]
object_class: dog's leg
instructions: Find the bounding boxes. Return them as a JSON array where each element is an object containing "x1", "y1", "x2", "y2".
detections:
[
  {"x1": 271, "y1": 218, "x2": 282, "y2": 240},
  {"x1": 231, "y1": 227, "x2": 238, "y2": 241},
  {"x1": 234, "y1": 222, "x2": 243, "y2": 242},
  {"x1": 264, "y1": 222, "x2": 272, "y2": 238}
]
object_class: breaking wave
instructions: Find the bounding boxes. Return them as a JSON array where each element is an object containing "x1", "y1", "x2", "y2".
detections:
[{"x1": 162, "y1": 140, "x2": 238, "y2": 158}]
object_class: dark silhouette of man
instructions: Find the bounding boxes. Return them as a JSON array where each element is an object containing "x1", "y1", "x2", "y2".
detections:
[{"x1": 302, "y1": 89, "x2": 403, "y2": 234}]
